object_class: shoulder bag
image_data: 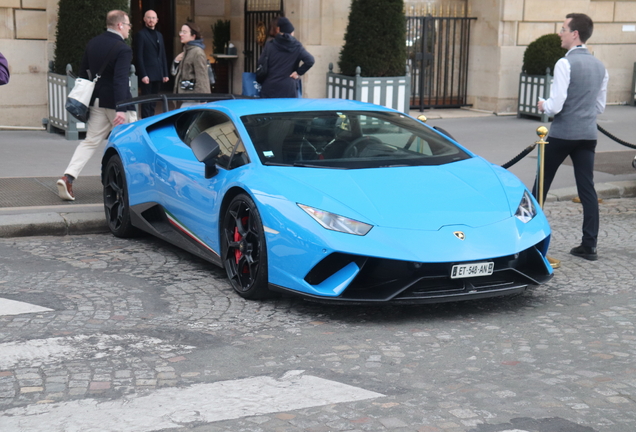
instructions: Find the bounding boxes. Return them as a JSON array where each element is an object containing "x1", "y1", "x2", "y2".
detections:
[
  {"x1": 65, "y1": 43, "x2": 122, "y2": 122},
  {"x1": 255, "y1": 42, "x2": 270, "y2": 84}
]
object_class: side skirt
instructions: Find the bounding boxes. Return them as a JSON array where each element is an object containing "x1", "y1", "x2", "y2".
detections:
[{"x1": 129, "y1": 202, "x2": 223, "y2": 268}]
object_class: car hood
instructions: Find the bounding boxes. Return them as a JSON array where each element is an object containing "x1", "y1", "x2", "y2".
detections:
[{"x1": 265, "y1": 158, "x2": 514, "y2": 231}]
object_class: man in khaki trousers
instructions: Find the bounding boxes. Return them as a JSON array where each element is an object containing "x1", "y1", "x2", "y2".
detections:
[{"x1": 57, "y1": 10, "x2": 137, "y2": 201}]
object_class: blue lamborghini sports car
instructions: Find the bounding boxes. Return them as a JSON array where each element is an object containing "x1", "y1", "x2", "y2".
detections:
[{"x1": 102, "y1": 98, "x2": 553, "y2": 303}]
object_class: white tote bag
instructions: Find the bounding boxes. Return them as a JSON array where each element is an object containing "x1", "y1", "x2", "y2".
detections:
[
  {"x1": 65, "y1": 41, "x2": 124, "y2": 122},
  {"x1": 65, "y1": 77, "x2": 96, "y2": 122}
]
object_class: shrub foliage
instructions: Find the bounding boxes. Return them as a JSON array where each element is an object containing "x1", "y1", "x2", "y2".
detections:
[
  {"x1": 53, "y1": 0, "x2": 130, "y2": 75},
  {"x1": 212, "y1": 20, "x2": 231, "y2": 54},
  {"x1": 338, "y1": 0, "x2": 407, "y2": 77},
  {"x1": 522, "y1": 33, "x2": 567, "y2": 75}
]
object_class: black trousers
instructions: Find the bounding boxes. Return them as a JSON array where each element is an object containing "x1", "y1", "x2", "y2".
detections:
[
  {"x1": 532, "y1": 136, "x2": 599, "y2": 248},
  {"x1": 140, "y1": 81, "x2": 162, "y2": 119}
]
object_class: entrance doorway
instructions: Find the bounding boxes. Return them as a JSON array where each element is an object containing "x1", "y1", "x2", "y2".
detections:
[{"x1": 244, "y1": 0, "x2": 284, "y2": 73}]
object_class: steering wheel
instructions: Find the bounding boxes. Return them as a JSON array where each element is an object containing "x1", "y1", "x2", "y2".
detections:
[
  {"x1": 298, "y1": 138, "x2": 318, "y2": 161},
  {"x1": 342, "y1": 136, "x2": 383, "y2": 158}
]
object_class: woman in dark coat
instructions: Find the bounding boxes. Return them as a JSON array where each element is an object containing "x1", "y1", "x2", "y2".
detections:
[{"x1": 258, "y1": 17, "x2": 314, "y2": 98}]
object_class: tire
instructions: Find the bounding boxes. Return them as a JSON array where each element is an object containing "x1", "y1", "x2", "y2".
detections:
[
  {"x1": 103, "y1": 155, "x2": 139, "y2": 238},
  {"x1": 221, "y1": 193, "x2": 270, "y2": 299}
]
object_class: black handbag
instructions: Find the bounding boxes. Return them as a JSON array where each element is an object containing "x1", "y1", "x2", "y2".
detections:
[
  {"x1": 255, "y1": 42, "x2": 270, "y2": 84},
  {"x1": 255, "y1": 57, "x2": 268, "y2": 84}
]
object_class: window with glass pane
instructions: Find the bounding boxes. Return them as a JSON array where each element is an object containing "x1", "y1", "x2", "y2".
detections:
[{"x1": 241, "y1": 111, "x2": 470, "y2": 168}]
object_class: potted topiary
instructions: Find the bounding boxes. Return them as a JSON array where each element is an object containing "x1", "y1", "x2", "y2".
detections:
[
  {"x1": 327, "y1": 0, "x2": 410, "y2": 113},
  {"x1": 210, "y1": 19, "x2": 232, "y2": 93},
  {"x1": 48, "y1": 0, "x2": 134, "y2": 139},
  {"x1": 212, "y1": 19, "x2": 231, "y2": 54},
  {"x1": 518, "y1": 33, "x2": 567, "y2": 122}
]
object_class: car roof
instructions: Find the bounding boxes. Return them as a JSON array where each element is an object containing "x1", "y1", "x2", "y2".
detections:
[{"x1": 197, "y1": 98, "x2": 398, "y2": 117}]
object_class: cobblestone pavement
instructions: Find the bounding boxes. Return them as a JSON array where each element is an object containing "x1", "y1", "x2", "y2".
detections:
[{"x1": 0, "y1": 198, "x2": 635, "y2": 431}]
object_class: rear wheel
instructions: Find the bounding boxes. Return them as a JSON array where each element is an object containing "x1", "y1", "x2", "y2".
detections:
[
  {"x1": 103, "y1": 155, "x2": 139, "y2": 238},
  {"x1": 221, "y1": 193, "x2": 270, "y2": 299}
]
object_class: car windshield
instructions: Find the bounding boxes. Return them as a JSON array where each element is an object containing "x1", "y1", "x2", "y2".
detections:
[{"x1": 240, "y1": 110, "x2": 471, "y2": 168}]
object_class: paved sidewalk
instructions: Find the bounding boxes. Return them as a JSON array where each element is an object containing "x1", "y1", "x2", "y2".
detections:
[{"x1": 1, "y1": 105, "x2": 635, "y2": 238}]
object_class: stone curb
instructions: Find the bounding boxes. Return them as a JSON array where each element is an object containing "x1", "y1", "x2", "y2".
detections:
[
  {"x1": 545, "y1": 180, "x2": 636, "y2": 202},
  {"x1": 0, "y1": 211, "x2": 108, "y2": 238}
]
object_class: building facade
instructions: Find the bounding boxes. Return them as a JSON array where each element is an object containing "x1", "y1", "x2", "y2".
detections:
[{"x1": 0, "y1": 0, "x2": 634, "y2": 128}]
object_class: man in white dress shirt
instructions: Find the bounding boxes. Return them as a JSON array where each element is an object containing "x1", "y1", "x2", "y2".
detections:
[{"x1": 536, "y1": 13, "x2": 608, "y2": 261}]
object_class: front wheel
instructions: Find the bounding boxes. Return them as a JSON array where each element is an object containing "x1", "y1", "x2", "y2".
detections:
[
  {"x1": 103, "y1": 155, "x2": 139, "y2": 238},
  {"x1": 221, "y1": 193, "x2": 270, "y2": 299}
]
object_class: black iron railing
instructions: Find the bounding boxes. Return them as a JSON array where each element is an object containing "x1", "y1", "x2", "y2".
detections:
[
  {"x1": 244, "y1": 0, "x2": 284, "y2": 73},
  {"x1": 407, "y1": 16, "x2": 476, "y2": 110}
]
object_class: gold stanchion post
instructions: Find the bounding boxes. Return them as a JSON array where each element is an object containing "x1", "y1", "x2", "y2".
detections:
[
  {"x1": 535, "y1": 126, "x2": 561, "y2": 269},
  {"x1": 536, "y1": 126, "x2": 548, "y2": 208}
]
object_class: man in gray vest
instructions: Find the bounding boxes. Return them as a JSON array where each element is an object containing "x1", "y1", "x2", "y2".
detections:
[{"x1": 537, "y1": 13, "x2": 608, "y2": 261}]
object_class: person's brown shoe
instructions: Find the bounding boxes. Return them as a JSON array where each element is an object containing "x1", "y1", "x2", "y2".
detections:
[
  {"x1": 56, "y1": 175, "x2": 75, "y2": 201},
  {"x1": 572, "y1": 196, "x2": 603, "y2": 204}
]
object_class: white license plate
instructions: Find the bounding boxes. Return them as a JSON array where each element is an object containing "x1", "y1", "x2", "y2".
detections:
[{"x1": 450, "y1": 262, "x2": 494, "y2": 279}]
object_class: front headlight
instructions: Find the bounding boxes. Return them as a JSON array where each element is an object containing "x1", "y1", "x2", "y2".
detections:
[
  {"x1": 298, "y1": 204, "x2": 372, "y2": 236},
  {"x1": 515, "y1": 190, "x2": 537, "y2": 223}
]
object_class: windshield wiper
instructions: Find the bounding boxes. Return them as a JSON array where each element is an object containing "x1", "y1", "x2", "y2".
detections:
[
  {"x1": 262, "y1": 161, "x2": 291, "y2": 167},
  {"x1": 263, "y1": 161, "x2": 347, "y2": 169},
  {"x1": 293, "y1": 162, "x2": 348, "y2": 169}
]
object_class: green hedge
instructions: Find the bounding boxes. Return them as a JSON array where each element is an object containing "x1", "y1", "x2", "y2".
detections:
[
  {"x1": 338, "y1": 0, "x2": 407, "y2": 77},
  {"x1": 53, "y1": 0, "x2": 130, "y2": 75},
  {"x1": 522, "y1": 33, "x2": 567, "y2": 75}
]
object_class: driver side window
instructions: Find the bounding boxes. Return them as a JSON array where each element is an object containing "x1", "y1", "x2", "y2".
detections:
[{"x1": 177, "y1": 110, "x2": 250, "y2": 170}]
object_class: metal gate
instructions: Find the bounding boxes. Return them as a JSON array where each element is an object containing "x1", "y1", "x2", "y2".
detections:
[
  {"x1": 407, "y1": 15, "x2": 476, "y2": 110},
  {"x1": 244, "y1": 0, "x2": 284, "y2": 73}
]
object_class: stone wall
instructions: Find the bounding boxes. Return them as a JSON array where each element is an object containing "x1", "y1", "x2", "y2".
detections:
[
  {"x1": 1, "y1": 0, "x2": 635, "y2": 128},
  {"x1": 0, "y1": 0, "x2": 50, "y2": 127},
  {"x1": 467, "y1": 0, "x2": 636, "y2": 114}
]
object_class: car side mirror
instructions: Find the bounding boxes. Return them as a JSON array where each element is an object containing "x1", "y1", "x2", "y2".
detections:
[{"x1": 191, "y1": 132, "x2": 221, "y2": 178}]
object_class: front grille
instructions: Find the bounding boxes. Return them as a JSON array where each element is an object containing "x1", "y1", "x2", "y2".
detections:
[{"x1": 304, "y1": 244, "x2": 552, "y2": 302}]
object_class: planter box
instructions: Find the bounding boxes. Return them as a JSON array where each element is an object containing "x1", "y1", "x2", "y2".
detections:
[
  {"x1": 326, "y1": 63, "x2": 411, "y2": 114},
  {"x1": 517, "y1": 71, "x2": 552, "y2": 122},
  {"x1": 47, "y1": 63, "x2": 139, "y2": 140}
]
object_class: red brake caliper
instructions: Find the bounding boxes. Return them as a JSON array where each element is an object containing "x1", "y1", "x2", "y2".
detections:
[
  {"x1": 233, "y1": 216, "x2": 250, "y2": 271},
  {"x1": 233, "y1": 226, "x2": 242, "y2": 264}
]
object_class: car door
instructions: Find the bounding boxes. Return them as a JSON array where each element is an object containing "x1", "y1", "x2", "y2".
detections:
[{"x1": 154, "y1": 109, "x2": 249, "y2": 254}]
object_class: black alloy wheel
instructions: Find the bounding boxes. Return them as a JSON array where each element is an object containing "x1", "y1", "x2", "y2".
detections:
[
  {"x1": 222, "y1": 193, "x2": 269, "y2": 299},
  {"x1": 103, "y1": 155, "x2": 138, "y2": 238}
]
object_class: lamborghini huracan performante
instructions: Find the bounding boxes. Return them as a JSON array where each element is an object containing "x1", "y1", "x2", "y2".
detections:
[{"x1": 102, "y1": 98, "x2": 553, "y2": 303}]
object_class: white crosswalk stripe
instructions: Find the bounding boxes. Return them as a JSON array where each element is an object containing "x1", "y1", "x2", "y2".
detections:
[
  {"x1": 0, "y1": 297, "x2": 53, "y2": 316},
  {"x1": 1, "y1": 370, "x2": 384, "y2": 432}
]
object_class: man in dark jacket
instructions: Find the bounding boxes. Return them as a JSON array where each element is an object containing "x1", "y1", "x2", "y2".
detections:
[
  {"x1": 135, "y1": 10, "x2": 169, "y2": 118},
  {"x1": 258, "y1": 17, "x2": 314, "y2": 98},
  {"x1": 57, "y1": 10, "x2": 136, "y2": 201},
  {"x1": 0, "y1": 51, "x2": 9, "y2": 85}
]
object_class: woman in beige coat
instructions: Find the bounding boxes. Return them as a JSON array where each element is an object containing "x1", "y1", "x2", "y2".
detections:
[{"x1": 172, "y1": 22, "x2": 210, "y2": 100}]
